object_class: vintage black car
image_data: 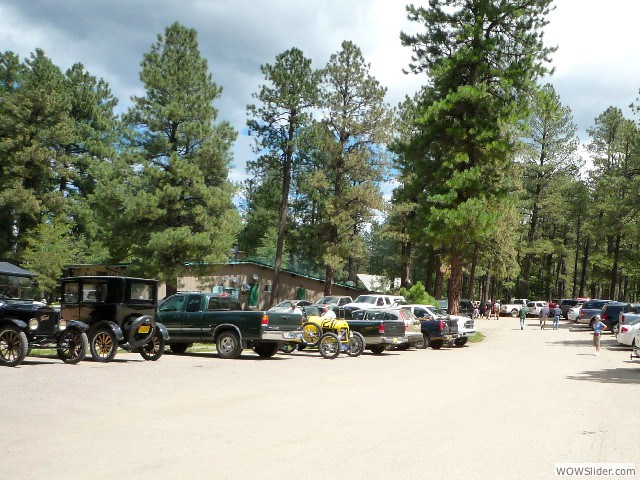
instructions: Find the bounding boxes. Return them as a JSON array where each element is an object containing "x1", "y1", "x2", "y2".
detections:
[
  {"x1": 60, "y1": 276, "x2": 169, "y2": 362},
  {"x1": 0, "y1": 262, "x2": 88, "y2": 367}
]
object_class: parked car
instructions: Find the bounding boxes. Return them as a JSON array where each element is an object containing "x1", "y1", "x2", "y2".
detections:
[
  {"x1": 600, "y1": 302, "x2": 640, "y2": 336},
  {"x1": 267, "y1": 299, "x2": 313, "y2": 312},
  {"x1": 314, "y1": 296, "x2": 353, "y2": 307},
  {"x1": 399, "y1": 304, "x2": 464, "y2": 347},
  {"x1": 526, "y1": 301, "x2": 547, "y2": 317},
  {"x1": 617, "y1": 316, "x2": 640, "y2": 347},
  {"x1": 559, "y1": 299, "x2": 581, "y2": 319},
  {"x1": 343, "y1": 294, "x2": 405, "y2": 313},
  {"x1": 0, "y1": 263, "x2": 89, "y2": 367},
  {"x1": 566, "y1": 304, "x2": 583, "y2": 322},
  {"x1": 60, "y1": 276, "x2": 169, "y2": 362},
  {"x1": 157, "y1": 292, "x2": 304, "y2": 358},
  {"x1": 388, "y1": 308, "x2": 425, "y2": 349},
  {"x1": 500, "y1": 299, "x2": 528, "y2": 317},
  {"x1": 346, "y1": 308, "x2": 408, "y2": 353},
  {"x1": 576, "y1": 299, "x2": 613, "y2": 328}
]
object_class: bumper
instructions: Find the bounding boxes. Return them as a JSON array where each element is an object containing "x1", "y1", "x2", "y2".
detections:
[
  {"x1": 364, "y1": 336, "x2": 408, "y2": 346},
  {"x1": 261, "y1": 330, "x2": 304, "y2": 343}
]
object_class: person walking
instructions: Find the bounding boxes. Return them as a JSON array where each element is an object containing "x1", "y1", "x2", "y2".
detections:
[
  {"x1": 552, "y1": 305, "x2": 562, "y2": 330},
  {"x1": 493, "y1": 300, "x2": 501, "y2": 320},
  {"x1": 518, "y1": 303, "x2": 529, "y2": 330},
  {"x1": 592, "y1": 317, "x2": 607, "y2": 355},
  {"x1": 539, "y1": 304, "x2": 549, "y2": 330}
]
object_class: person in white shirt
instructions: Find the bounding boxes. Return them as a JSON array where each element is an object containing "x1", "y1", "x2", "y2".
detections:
[
  {"x1": 321, "y1": 305, "x2": 336, "y2": 319},
  {"x1": 289, "y1": 302, "x2": 303, "y2": 315}
]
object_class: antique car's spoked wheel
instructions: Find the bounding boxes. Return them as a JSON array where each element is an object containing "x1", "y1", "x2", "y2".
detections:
[
  {"x1": 301, "y1": 322, "x2": 322, "y2": 347},
  {"x1": 89, "y1": 329, "x2": 118, "y2": 362},
  {"x1": 318, "y1": 333, "x2": 341, "y2": 359},
  {"x1": 0, "y1": 326, "x2": 28, "y2": 367},
  {"x1": 139, "y1": 332, "x2": 165, "y2": 361},
  {"x1": 347, "y1": 332, "x2": 365, "y2": 357},
  {"x1": 57, "y1": 330, "x2": 88, "y2": 364}
]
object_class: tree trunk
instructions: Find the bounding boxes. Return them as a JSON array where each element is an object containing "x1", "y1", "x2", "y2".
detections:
[
  {"x1": 165, "y1": 278, "x2": 178, "y2": 297},
  {"x1": 324, "y1": 265, "x2": 334, "y2": 295},
  {"x1": 579, "y1": 237, "x2": 589, "y2": 298},
  {"x1": 466, "y1": 244, "x2": 478, "y2": 300},
  {"x1": 400, "y1": 241, "x2": 412, "y2": 288},
  {"x1": 572, "y1": 211, "x2": 582, "y2": 298},
  {"x1": 609, "y1": 234, "x2": 621, "y2": 300},
  {"x1": 270, "y1": 144, "x2": 293, "y2": 308},
  {"x1": 448, "y1": 244, "x2": 463, "y2": 315},
  {"x1": 434, "y1": 256, "x2": 443, "y2": 300}
]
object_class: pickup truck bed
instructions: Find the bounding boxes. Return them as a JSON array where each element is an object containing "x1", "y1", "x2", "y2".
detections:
[{"x1": 347, "y1": 308, "x2": 408, "y2": 354}]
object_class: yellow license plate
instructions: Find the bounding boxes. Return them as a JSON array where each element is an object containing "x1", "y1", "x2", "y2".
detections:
[
  {"x1": 138, "y1": 325, "x2": 150, "y2": 334},
  {"x1": 393, "y1": 337, "x2": 398, "y2": 343}
]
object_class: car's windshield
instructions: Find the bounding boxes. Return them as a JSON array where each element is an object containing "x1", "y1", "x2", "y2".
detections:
[
  {"x1": 353, "y1": 295, "x2": 377, "y2": 304},
  {"x1": 317, "y1": 296, "x2": 338, "y2": 305},
  {"x1": 0, "y1": 274, "x2": 37, "y2": 301}
]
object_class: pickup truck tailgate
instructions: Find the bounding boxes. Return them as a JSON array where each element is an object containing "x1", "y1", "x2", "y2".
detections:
[{"x1": 261, "y1": 311, "x2": 303, "y2": 331}]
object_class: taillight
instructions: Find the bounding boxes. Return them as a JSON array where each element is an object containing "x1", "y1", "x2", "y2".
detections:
[
  {"x1": 579, "y1": 309, "x2": 583, "y2": 317},
  {"x1": 378, "y1": 324, "x2": 385, "y2": 334},
  {"x1": 621, "y1": 326, "x2": 628, "y2": 333},
  {"x1": 439, "y1": 320, "x2": 444, "y2": 332},
  {"x1": 261, "y1": 315, "x2": 269, "y2": 325},
  {"x1": 621, "y1": 314, "x2": 625, "y2": 324}
]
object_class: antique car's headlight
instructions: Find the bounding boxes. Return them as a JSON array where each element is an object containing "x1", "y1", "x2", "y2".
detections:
[
  {"x1": 29, "y1": 318, "x2": 39, "y2": 330},
  {"x1": 57, "y1": 319, "x2": 67, "y2": 330}
]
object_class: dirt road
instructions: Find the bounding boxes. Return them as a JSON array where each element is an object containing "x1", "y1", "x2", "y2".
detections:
[{"x1": 2, "y1": 316, "x2": 638, "y2": 479}]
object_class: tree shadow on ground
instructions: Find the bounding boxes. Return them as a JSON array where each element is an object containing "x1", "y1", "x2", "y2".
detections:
[{"x1": 567, "y1": 364, "x2": 640, "y2": 384}]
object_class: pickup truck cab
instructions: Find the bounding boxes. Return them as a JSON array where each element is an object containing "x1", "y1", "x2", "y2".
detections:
[{"x1": 157, "y1": 292, "x2": 304, "y2": 358}]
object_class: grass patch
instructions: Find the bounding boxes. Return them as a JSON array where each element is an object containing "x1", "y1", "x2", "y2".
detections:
[{"x1": 468, "y1": 332, "x2": 485, "y2": 343}]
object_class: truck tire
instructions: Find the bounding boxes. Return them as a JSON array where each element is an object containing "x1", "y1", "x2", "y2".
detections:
[
  {"x1": 254, "y1": 342, "x2": 279, "y2": 358},
  {"x1": 454, "y1": 337, "x2": 468, "y2": 347},
  {"x1": 216, "y1": 331, "x2": 243, "y2": 359},
  {"x1": 369, "y1": 345, "x2": 386, "y2": 354},
  {"x1": 0, "y1": 326, "x2": 28, "y2": 367},
  {"x1": 415, "y1": 335, "x2": 427, "y2": 349},
  {"x1": 89, "y1": 328, "x2": 118, "y2": 362},
  {"x1": 170, "y1": 343, "x2": 190, "y2": 354},
  {"x1": 430, "y1": 339, "x2": 444, "y2": 350},
  {"x1": 510, "y1": 309, "x2": 518, "y2": 317}
]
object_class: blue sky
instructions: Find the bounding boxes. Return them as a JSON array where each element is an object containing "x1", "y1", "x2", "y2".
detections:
[{"x1": 2, "y1": 0, "x2": 639, "y2": 195}]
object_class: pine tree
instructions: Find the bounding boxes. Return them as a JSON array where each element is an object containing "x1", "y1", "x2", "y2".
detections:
[{"x1": 96, "y1": 22, "x2": 240, "y2": 291}]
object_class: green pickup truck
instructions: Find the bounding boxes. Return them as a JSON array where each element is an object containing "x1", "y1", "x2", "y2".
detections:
[{"x1": 156, "y1": 292, "x2": 303, "y2": 359}]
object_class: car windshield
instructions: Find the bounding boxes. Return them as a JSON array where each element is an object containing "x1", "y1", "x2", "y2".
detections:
[
  {"x1": 0, "y1": 274, "x2": 38, "y2": 301},
  {"x1": 353, "y1": 295, "x2": 378, "y2": 304},
  {"x1": 316, "y1": 296, "x2": 339, "y2": 305}
]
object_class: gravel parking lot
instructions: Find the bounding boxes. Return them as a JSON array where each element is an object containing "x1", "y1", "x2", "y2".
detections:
[{"x1": 3, "y1": 316, "x2": 639, "y2": 480}]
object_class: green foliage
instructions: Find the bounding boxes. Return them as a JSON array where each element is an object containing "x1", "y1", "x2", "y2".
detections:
[
  {"x1": 22, "y1": 218, "x2": 83, "y2": 299},
  {"x1": 93, "y1": 22, "x2": 240, "y2": 283},
  {"x1": 399, "y1": 281, "x2": 437, "y2": 305}
]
